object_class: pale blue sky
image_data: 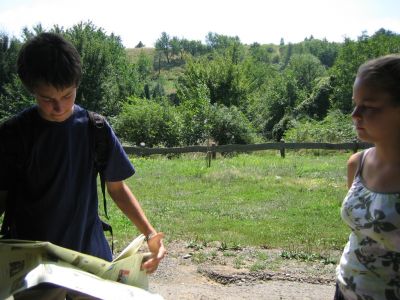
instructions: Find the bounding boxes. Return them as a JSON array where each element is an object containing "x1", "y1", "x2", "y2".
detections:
[{"x1": 0, "y1": 0, "x2": 399, "y2": 48}]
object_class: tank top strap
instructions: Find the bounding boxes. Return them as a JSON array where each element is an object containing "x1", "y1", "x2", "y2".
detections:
[{"x1": 355, "y1": 147, "x2": 373, "y2": 177}]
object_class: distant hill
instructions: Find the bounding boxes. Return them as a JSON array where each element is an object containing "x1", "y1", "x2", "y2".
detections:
[
  {"x1": 124, "y1": 43, "x2": 282, "y2": 97},
  {"x1": 125, "y1": 47, "x2": 155, "y2": 62}
]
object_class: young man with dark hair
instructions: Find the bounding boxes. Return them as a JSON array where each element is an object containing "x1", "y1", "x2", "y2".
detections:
[{"x1": 0, "y1": 32, "x2": 166, "y2": 299}]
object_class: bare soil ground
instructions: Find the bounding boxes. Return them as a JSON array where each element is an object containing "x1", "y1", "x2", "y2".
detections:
[{"x1": 147, "y1": 241, "x2": 337, "y2": 300}]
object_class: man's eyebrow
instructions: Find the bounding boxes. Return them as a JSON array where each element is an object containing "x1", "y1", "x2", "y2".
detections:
[
  {"x1": 62, "y1": 88, "x2": 76, "y2": 96},
  {"x1": 37, "y1": 93, "x2": 52, "y2": 99}
]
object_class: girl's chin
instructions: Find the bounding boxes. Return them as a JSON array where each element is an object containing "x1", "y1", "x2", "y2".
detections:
[{"x1": 356, "y1": 133, "x2": 372, "y2": 143}]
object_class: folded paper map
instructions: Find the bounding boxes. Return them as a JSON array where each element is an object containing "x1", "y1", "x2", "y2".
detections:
[{"x1": 0, "y1": 235, "x2": 163, "y2": 300}]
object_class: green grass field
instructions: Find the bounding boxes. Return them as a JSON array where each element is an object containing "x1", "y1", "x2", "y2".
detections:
[{"x1": 104, "y1": 151, "x2": 351, "y2": 254}]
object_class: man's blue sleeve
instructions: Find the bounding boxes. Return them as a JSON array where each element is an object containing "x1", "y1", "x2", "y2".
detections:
[{"x1": 103, "y1": 123, "x2": 135, "y2": 182}]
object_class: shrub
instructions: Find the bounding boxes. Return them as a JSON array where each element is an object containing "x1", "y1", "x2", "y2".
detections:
[
  {"x1": 178, "y1": 96, "x2": 212, "y2": 146},
  {"x1": 113, "y1": 97, "x2": 180, "y2": 147},
  {"x1": 208, "y1": 104, "x2": 258, "y2": 145},
  {"x1": 284, "y1": 110, "x2": 356, "y2": 143},
  {"x1": 272, "y1": 114, "x2": 296, "y2": 142}
]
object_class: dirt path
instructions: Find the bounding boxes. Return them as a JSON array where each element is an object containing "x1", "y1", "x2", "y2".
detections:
[{"x1": 146, "y1": 241, "x2": 337, "y2": 300}]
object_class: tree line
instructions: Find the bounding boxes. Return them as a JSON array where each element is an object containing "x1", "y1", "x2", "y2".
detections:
[{"x1": 1, "y1": 23, "x2": 400, "y2": 147}]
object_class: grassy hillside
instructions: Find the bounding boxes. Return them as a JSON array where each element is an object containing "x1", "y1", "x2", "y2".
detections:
[
  {"x1": 125, "y1": 47, "x2": 185, "y2": 96},
  {"x1": 125, "y1": 47, "x2": 156, "y2": 62}
]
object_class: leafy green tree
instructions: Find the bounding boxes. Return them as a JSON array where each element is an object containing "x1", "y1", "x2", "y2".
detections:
[
  {"x1": 64, "y1": 21, "x2": 141, "y2": 116},
  {"x1": 177, "y1": 84, "x2": 212, "y2": 145},
  {"x1": 303, "y1": 38, "x2": 339, "y2": 67},
  {"x1": 248, "y1": 43, "x2": 277, "y2": 64},
  {"x1": 169, "y1": 36, "x2": 182, "y2": 60},
  {"x1": 330, "y1": 29, "x2": 400, "y2": 113},
  {"x1": 246, "y1": 72, "x2": 296, "y2": 140},
  {"x1": 177, "y1": 48, "x2": 250, "y2": 107},
  {"x1": 206, "y1": 32, "x2": 241, "y2": 51},
  {"x1": 285, "y1": 53, "x2": 327, "y2": 95},
  {"x1": 20, "y1": 24, "x2": 45, "y2": 41},
  {"x1": 280, "y1": 42, "x2": 293, "y2": 68},
  {"x1": 329, "y1": 38, "x2": 368, "y2": 113},
  {"x1": 0, "y1": 32, "x2": 32, "y2": 122},
  {"x1": 0, "y1": 33, "x2": 21, "y2": 94},
  {"x1": 135, "y1": 41, "x2": 145, "y2": 48},
  {"x1": 151, "y1": 80, "x2": 166, "y2": 99},
  {"x1": 155, "y1": 32, "x2": 171, "y2": 63},
  {"x1": 294, "y1": 76, "x2": 333, "y2": 120},
  {"x1": 0, "y1": 76, "x2": 34, "y2": 122},
  {"x1": 136, "y1": 50, "x2": 153, "y2": 81},
  {"x1": 181, "y1": 39, "x2": 207, "y2": 57},
  {"x1": 241, "y1": 56, "x2": 278, "y2": 96}
]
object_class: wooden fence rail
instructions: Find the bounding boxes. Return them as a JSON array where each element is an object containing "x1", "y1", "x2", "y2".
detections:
[{"x1": 123, "y1": 141, "x2": 373, "y2": 158}]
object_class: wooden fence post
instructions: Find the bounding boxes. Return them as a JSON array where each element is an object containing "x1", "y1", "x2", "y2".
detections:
[
  {"x1": 211, "y1": 143, "x2": 216, "y2": 159},
  {"x1": 280, "y1": 139, "x2": 285, "y2": 158},
  {"x1": 206, "y1": 151, "x2": 211, "y2": 168},
  {"x1": 140, "y1": 142, "x2": 146, "y2": 157}
]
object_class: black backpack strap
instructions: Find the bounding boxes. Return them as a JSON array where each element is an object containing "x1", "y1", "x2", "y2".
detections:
[
  {"x1": 101, "y1": 220, "x2": 114, "y2": 254},
  {"x1": 88, "y1": 111, "x2": 111, "y2": 219},
  {"x1": 100, "y1": 173, "x2": 108, "y2": 218},
  {"x1": 87, "y1": 111, "x2": 114, "y2": 253}
]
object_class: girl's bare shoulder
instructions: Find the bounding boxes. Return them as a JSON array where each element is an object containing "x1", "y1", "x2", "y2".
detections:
[{"x1": 347, "y1": 151, "x2": 364, "y2": 170}]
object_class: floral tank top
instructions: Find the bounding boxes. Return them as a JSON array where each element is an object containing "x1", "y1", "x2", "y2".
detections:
[{"x1": 337, "y1": 148, "x2": 400, "y2": 300}]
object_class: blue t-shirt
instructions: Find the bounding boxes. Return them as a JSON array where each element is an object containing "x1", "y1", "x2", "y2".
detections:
[{"x1": 0, "y1": 105, "x2": 135, "y2": 261}]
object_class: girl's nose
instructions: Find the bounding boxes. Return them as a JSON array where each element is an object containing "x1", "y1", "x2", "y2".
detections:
[{"x1": 351, "y1": 106, "x2": 362, "y2": 119}]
